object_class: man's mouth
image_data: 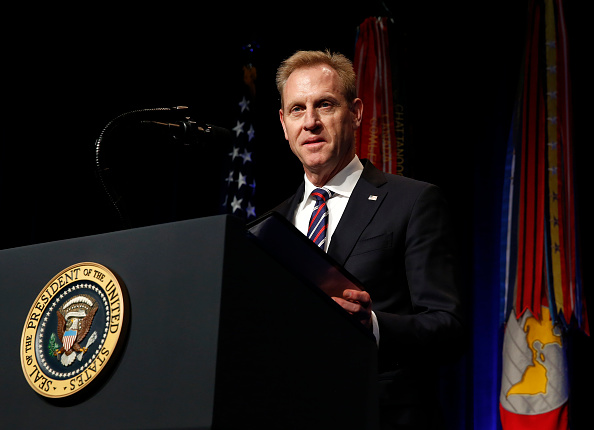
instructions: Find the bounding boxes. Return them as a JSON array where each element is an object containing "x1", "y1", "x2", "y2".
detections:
[{"x1": 303, "y1": 137, "x2": 325, "y2": 145}]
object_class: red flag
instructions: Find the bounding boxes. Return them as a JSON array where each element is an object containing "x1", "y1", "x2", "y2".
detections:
[{"x1": 354, "y1": 17, "x2": 399, "y2": 174}]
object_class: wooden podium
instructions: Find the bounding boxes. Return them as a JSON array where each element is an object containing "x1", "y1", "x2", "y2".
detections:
[{"x1": 1, "y1": 215, "x2": 378, "y2": 429}]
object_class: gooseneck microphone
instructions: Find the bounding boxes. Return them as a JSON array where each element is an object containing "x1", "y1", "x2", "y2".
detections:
[
  {"x1": 94, "y1": 106, "x2": 231, "y2": 229},
  {"x1": 140, "y1": 118, "x2": 233, "y2": 145}
]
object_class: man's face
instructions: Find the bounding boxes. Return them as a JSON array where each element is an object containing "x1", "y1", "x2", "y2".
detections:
[{"x1": 279, "y1": 64, "x2": 362, "y2": 185}]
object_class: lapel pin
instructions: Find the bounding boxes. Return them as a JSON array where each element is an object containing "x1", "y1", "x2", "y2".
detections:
[{"x1": 368, "y1": 195, "x2": 378, "y2": 201}]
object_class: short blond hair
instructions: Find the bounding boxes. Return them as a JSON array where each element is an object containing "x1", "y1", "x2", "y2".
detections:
[{"x1": 276, "y1": 50, "x2": 357, "y2": 108}]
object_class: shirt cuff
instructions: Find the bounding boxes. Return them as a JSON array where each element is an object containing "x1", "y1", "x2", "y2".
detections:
[{"x1": 371, "y1": 311, "x2": 380, "y2": 346}]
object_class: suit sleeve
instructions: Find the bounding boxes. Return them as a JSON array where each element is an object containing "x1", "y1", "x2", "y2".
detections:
[{"x1": 374, "y1": 184, "x2": 464, "y2": 369}]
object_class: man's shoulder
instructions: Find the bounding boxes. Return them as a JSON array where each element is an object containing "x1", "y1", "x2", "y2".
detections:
[{"x1": 360, "y1": 159, "x2": 437, "y2": 193}]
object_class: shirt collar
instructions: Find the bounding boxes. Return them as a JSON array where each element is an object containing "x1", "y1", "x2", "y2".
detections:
[{"x1": 303, "y1": 155, "x2": 364, "y2": 200}]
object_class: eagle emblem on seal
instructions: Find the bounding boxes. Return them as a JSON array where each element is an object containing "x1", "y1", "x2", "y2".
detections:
[{"x1": 51, "y1": 294, "x2": 98, "y2": 366}]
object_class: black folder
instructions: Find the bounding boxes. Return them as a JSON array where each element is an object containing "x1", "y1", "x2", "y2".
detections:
[{"x1": 247, "y1": 211, "x2": 363, "y2": 298}]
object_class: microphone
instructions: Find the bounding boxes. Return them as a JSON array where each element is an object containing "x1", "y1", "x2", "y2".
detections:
[{"x1": 142, "y1": 119, "x2": 233, "y2": 145}]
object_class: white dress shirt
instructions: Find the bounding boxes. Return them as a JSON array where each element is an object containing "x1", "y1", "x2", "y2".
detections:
[
  {"x1": 293, "y1": 155, "x2": 363, "y2": 247},
  {"x1": 292, "y1": 155, "x2": 380, "y2": 345}
]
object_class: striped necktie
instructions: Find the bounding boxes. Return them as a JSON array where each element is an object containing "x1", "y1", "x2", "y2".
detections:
[{"x1": 307, "y1": 188, "x2": 333, "y2": 251}]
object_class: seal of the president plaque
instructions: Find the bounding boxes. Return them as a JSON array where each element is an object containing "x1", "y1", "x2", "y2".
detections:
[{"x1": 20, "y1": 262, "x2": 129, "y2": 398}]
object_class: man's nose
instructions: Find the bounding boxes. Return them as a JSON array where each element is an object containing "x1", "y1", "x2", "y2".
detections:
[{"x1": 303, "y1": 108, "x2": 320, "y2": 131}]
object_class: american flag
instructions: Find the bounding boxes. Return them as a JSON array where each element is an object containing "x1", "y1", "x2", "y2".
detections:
[{"x1": 220, "y1": 78, "x2": 257, "y2": 220}]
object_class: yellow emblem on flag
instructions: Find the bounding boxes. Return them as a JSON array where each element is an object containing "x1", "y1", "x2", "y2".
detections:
[{"x1": 506, "y1": 307, "x2": 562, "y2": 397}]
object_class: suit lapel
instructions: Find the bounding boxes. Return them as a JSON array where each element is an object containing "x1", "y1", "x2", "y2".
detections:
[
  {"x1": 273, "y1": 182, "x2": 305, "y2": 220},
  {"x1": 327, "y1": 161, "x2": 388, "y2": 266}
]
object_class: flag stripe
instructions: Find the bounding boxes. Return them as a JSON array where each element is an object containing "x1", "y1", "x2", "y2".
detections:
[{"x1": 500, "y1": 402, "x2": 568, "y2": 429}]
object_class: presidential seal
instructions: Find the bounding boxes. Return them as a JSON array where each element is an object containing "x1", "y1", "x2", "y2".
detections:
[{"x1": 20, "y1": 262, "x2": 129, "y2": 398}]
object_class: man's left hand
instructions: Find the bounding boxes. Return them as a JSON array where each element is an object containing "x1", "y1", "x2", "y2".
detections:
[{"x1": 332, "y1": 289, "x2": 372, "y2": 329}]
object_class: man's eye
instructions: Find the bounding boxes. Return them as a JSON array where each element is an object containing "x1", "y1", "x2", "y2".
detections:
[{"x1": 291, "y1": 106, "x2": 304, "y2": 114}]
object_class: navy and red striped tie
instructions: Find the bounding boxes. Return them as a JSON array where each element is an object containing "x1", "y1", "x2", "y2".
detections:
[{"x1": 307, "y1": 188, "x2": 333, "y2": 251}]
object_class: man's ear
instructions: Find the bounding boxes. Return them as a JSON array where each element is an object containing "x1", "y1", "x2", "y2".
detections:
[
  {"x1": 351, "y1": 98, "x2": 363, "y2": 129},
  {"x1": 279, "y1": 108, "x2": 289, "y2": 140}
]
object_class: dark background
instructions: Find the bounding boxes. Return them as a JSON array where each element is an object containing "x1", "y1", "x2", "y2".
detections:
[
  {"x1": 2, "y1": 1, "x2": 591, "y2": 428},
  {"x1": 2, "y1": 1, "x2": 531, "y2": 246}
]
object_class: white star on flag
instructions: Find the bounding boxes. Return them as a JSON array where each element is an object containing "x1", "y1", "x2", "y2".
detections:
[
  {"x1": 230, "y1": 196, "x2": 243, "y2": 213},
  {"x1": 232, "y1": 120, "x2": 245, "y2": 137},
  {"x1": 237, "y1": 172, "x2": 247, "y2": 189},
  {"x1": 229, "y1": 146, "x2": 240, "y2": 160}
]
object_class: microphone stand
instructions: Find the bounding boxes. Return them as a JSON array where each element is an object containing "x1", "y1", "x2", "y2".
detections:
[{"x1": 94, "y1": 106, "x2": 191, "y2": 230}]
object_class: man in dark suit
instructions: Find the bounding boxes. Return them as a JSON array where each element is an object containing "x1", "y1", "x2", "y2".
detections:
[{"x1": 273, "y1": 50, "x2": 464, "y2": 429}]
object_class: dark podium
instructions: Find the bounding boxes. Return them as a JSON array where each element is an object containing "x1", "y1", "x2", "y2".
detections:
[{"x1": 1, "y1": 215, "x2": 378, "y2": 429}]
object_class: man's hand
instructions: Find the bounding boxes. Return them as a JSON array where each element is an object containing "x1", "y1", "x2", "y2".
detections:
[{"x1": 332, "y1": 289, "x2": 372, "y2": 329}]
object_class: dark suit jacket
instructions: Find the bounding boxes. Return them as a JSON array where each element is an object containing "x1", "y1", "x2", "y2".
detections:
[{"x1": 273, "y1": 159, "x2": 464, "y2": 428}]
